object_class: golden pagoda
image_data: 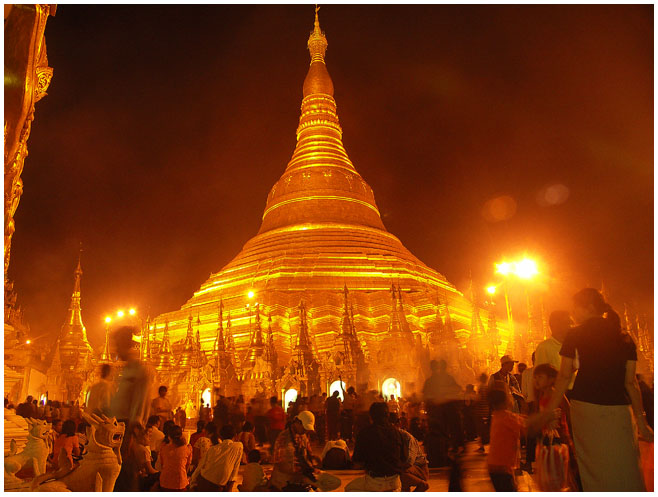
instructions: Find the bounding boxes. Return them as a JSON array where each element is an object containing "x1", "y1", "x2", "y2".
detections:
[
  {"x1": 155, "y1": 8, "x2": 506, "y2": 394},
  {"x1": 58, "y1": 252, "x2": 94, "y2": 371}
]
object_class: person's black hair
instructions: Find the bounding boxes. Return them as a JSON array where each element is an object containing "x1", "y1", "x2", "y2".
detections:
[
  {"x1": 489, "y1": 389, "x2": 509, "y2": 410},
  {"x1": 100, "y1": 363, "x2": 112, "y2": 379},
  {"x1": 4, "y1": 398, "x2": 8, "y2": 408},
  {"x1": 388, "y1": 412, "x2": 400, "y2": 425},
  {"x1": 52, "y1": 418, "x2": 62, "y2": 427},
  {"x1": 169, "y1": 425, "x2": 185, "y2": 447},
  {"x1": 220, "y1": 424, "x2": 236, "y2": 441},
  {"x1": 573, "y1": 288, "x2": 621, "y2": 331},
  {"x1": 518, "y1": 363, "x2": 527, "y2": 371},
  {"x1": 247, "y1": 449, "x2": 261, "y2": 463},
  {"x1": 270, "y1": 396, "x2": 278, "y2": 405},
  {"x1": 62, "y1": 419, "x2": 76, "y2": 437},
  {"x1": 531, "y1": 351, "x2": 536, "y2": 365},
  {"x1": 242, "y1": 421, "x2": 254, "y2": 432},
  {"x1": 204, "y1": 422, "x2": 219, "y2": 444},
  {"x1": 77, "y1": 421, "x2": 89, "y2": 433},
  {"x1": 158, "y1": 385, "x2": 167, "y2": 395},
  {"x1": 533, "y1": 363, "x2": 559, "y2": 379},
  {"x1": 196, "y1": 420, "x2": 206, "y2": 432},
  {"x1": 162, "y1": 420, "x2": 176, "y2": 442},
  {"x1": 549, "y1": 310, "x2": 572, "y2": 333},
  {"x1": 369, "y1": 402, "x2": 389, "y2": 424},
  {"x1": 146, "y1": 415, "x2": 160, "y2": 428}
]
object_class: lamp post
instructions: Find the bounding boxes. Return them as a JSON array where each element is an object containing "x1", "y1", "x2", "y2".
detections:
[{"x1": 493, "y1": 257, "x2": 541, "y2": 361}]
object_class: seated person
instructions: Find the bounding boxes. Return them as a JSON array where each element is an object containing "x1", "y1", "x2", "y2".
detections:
[
  {"x1": 320, "y1": 439, "x2": 352, "y2": 470},
  {"x1": 238, "y1": 449, "x2": 269, "y2": 491}
]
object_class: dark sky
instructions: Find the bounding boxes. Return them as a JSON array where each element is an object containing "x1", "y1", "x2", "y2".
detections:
[{"x1": 10, "y1": 4, "x2": 653, "y2": 348}]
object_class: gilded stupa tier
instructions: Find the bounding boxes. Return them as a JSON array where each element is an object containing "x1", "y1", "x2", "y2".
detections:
[{"x1": 155, "y1": 10, "x2": 507, "y2": 376}]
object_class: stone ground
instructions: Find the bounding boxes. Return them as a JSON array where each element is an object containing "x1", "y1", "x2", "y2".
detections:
[{"x1": 231, "y1": 441, "x2": 539, "y2": 492}]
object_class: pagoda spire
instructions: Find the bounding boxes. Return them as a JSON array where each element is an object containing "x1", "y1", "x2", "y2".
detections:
[
  {"x1": 215, "y1": 300, "x2": 226, "y2": 353},
  {"x1": 265, "y1": 313, "x2": 279, "y2": 368},
  {"x1": 258, "y1": 6, "x2": 385, "y2": 234},
  {"x1": 100, "y1": 322, "x2": 112, "y2": 363},
  {"x1": 341, "y1": 284, "x2": 353, "y2": 337},
  {"x1": 156, "y1": 320, "x2": 175, "y2": 372},
  {"x1": 179, "y1": 315, "x2": 196, "y2": 368},
  {"x1": 245, "y1": 303, "x2": 265, "y2": 367},
  {"x1": 59, "y1": 249, "x2": 92, "y2": 370}
]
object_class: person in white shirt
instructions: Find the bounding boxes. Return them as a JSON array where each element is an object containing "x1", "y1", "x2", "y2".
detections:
[
  {"x1": 146, "y1": 415, "x2": 165, "y2": 460},
  {"x1": 190, "y1": 424, "x2": 243, "y2": 491},
  {"x1": 238, "y1": 449, "x2": 269, "y2": 491},
  {"x1": 86, "y1": 364, "x2": 114, "y2": 416},
  {"x1": 535, "y1": 310, "x2": 576, "y2": 389}
]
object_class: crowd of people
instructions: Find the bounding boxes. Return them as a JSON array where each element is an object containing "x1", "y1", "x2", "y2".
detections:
[{"x1": 6, "y1": 288, "x2": 654, "y2": 491}]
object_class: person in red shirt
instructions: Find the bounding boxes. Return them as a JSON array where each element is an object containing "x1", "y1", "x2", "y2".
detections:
[
  {"x1": 267, "y1": 396, "x2": 286, "y2": 455},
  {"x1": 157, "y1": 425, "x2": 192, "y2": 491},
  {"x1": 189, "y1": 420, "x2": 206, "y2": 449},
  {"x1": 487, "y1": 389, "x2": 557, "y2": 491},
  {"x1": 52, "y1": 420, "x2": 80, "y2": 469}
]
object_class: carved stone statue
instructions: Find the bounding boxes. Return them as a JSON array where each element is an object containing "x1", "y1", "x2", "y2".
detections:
[
  {"x1": 32, "y1": 412, "x2": 125, "y2": 492},
  {"x1": 4, "y1": 418, "x2": 51, "y2": 486}
]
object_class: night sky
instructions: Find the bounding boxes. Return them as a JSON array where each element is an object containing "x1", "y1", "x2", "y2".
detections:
[{"x1": 10, "y1": 4, "x2": 653, "y2": 348}]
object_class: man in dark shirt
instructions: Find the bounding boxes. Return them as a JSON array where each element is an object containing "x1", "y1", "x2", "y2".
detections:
[
  {"x1": 345, "y1": 402, "x2": 408, "y2": 491},
  {"x1": 325, "y1": 391, "x2": 341, "y2": 440}
]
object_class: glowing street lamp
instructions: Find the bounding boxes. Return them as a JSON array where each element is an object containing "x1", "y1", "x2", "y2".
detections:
[
  {"x1": 129, "y1": 308, "x2": 136, "y2": 315},
  {"x1": 515, "y1": 258, "x2": 539, "y2": 280},
  {"x1": 495, "y1": 262, "x2": 514, "y2": 276},
  {"x1": 25, "y1": 340, "x2": 31, "y2": 344},
  {"x1": 486, "y1": 285, "x2": 497, "y2": 296},
  {"x1": 117, "y1": 310, "x2": 125, "y2": 318},
  {"x1": 105, "y1": 316, "x2": 112, "y2": 324},
  {"x1": 247, "y1": 290, "x2": 255, "y2": 299}
]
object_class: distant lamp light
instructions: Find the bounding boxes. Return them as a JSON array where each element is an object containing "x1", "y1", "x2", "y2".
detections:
[
  {"x1": 129, "y1": 308, "x2": 136, "y2": 315},
  {"x1": 247, "y1": 290, "x2": 255, "y2": 299},
  {"x1": 25, "y1": 340, "x2": 31, "y2": 344},
  {"x1": 117, "y1": 310, "x2": 125, "y2": 318},
  {"x1": 104, "y1": 316, "x2": 112, "y2": 324},
  {"x1": 495, "y1": 262, "x2": 513, "y2": 276},
  {"x1": 515, "y1": 258, "x2": 539, "y2": 279},
  {"x1": 486, "y1": 285, "x2": 497, "y2": 295}
]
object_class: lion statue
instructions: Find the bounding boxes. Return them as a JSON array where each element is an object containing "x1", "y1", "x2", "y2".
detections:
[
  {"x1": 5, "y1": 417, "x2": 51, "y2": 486},
  {"x1": 32, "y1": 412, "x2": 125, "y2": 492}
]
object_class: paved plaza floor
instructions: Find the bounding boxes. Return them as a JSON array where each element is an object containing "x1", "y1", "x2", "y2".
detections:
[{"x1": 233, "y1": 441, "x2": 539, "y2": 492}]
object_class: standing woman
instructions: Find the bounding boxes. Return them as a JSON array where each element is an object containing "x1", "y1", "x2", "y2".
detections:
[
  {"x1": 158, "y1": 425, "x2": 192, "y2": 491},
  {"x1": 546, "y1": 288, "x2": 653, "y2": 491}
]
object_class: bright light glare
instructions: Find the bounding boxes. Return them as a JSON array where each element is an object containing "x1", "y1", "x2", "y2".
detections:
[
  {"x1": 515, "y1": 258, "x2": 539, "y2": 279},
  {"x1": 129, "y1": 308, "x2": 136, "y2": 315},
  {"x1": 247, "y1": 290, "x2": 255, "y2": 299},
  {"x1": 105, "y1": 316, "x2": 112, "y2": 323},
  {"x1": 486, "y1": 285, "x2": 497, "y2": 295},
  {"x1": 117, "y1": 310, "x2": 125, "y2": 318},
  {"x1": 495, "y1": 262, "x2": 513, "y2": 276},
  {"x1": 26, "y1": 340, "x2": 31, "y2": 344}
]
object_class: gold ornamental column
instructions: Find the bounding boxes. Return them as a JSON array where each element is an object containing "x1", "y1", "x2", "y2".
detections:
[{"x1": 4, "y1": 4, "x2": 55, "y2": 279}]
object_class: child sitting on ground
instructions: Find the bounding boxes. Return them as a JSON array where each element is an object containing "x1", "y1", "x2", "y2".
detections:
[
  {"x1": 487, "y1": 388, "x2": 558, "y2": 491},
  {"x1": 238, "y1": 449, "x2": 269, "y2": 491}
]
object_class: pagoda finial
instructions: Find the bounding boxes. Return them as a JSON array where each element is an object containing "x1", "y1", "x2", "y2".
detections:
[{"x1": 308, "y1": 4, "x2": 327, "y2": 63}]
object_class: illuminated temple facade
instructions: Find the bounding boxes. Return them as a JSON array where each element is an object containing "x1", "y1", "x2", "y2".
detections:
[{"x1": 146, "y1": 11, "x2": 507, "y2": 403}]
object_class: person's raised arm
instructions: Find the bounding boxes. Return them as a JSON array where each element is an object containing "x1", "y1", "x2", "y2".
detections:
[
  {"x1": 624, "y1": 360, "x2": 653, "y2": 442},
  {"x1": 546, "y1": 357, "x2": 575, "y2": 413}
]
